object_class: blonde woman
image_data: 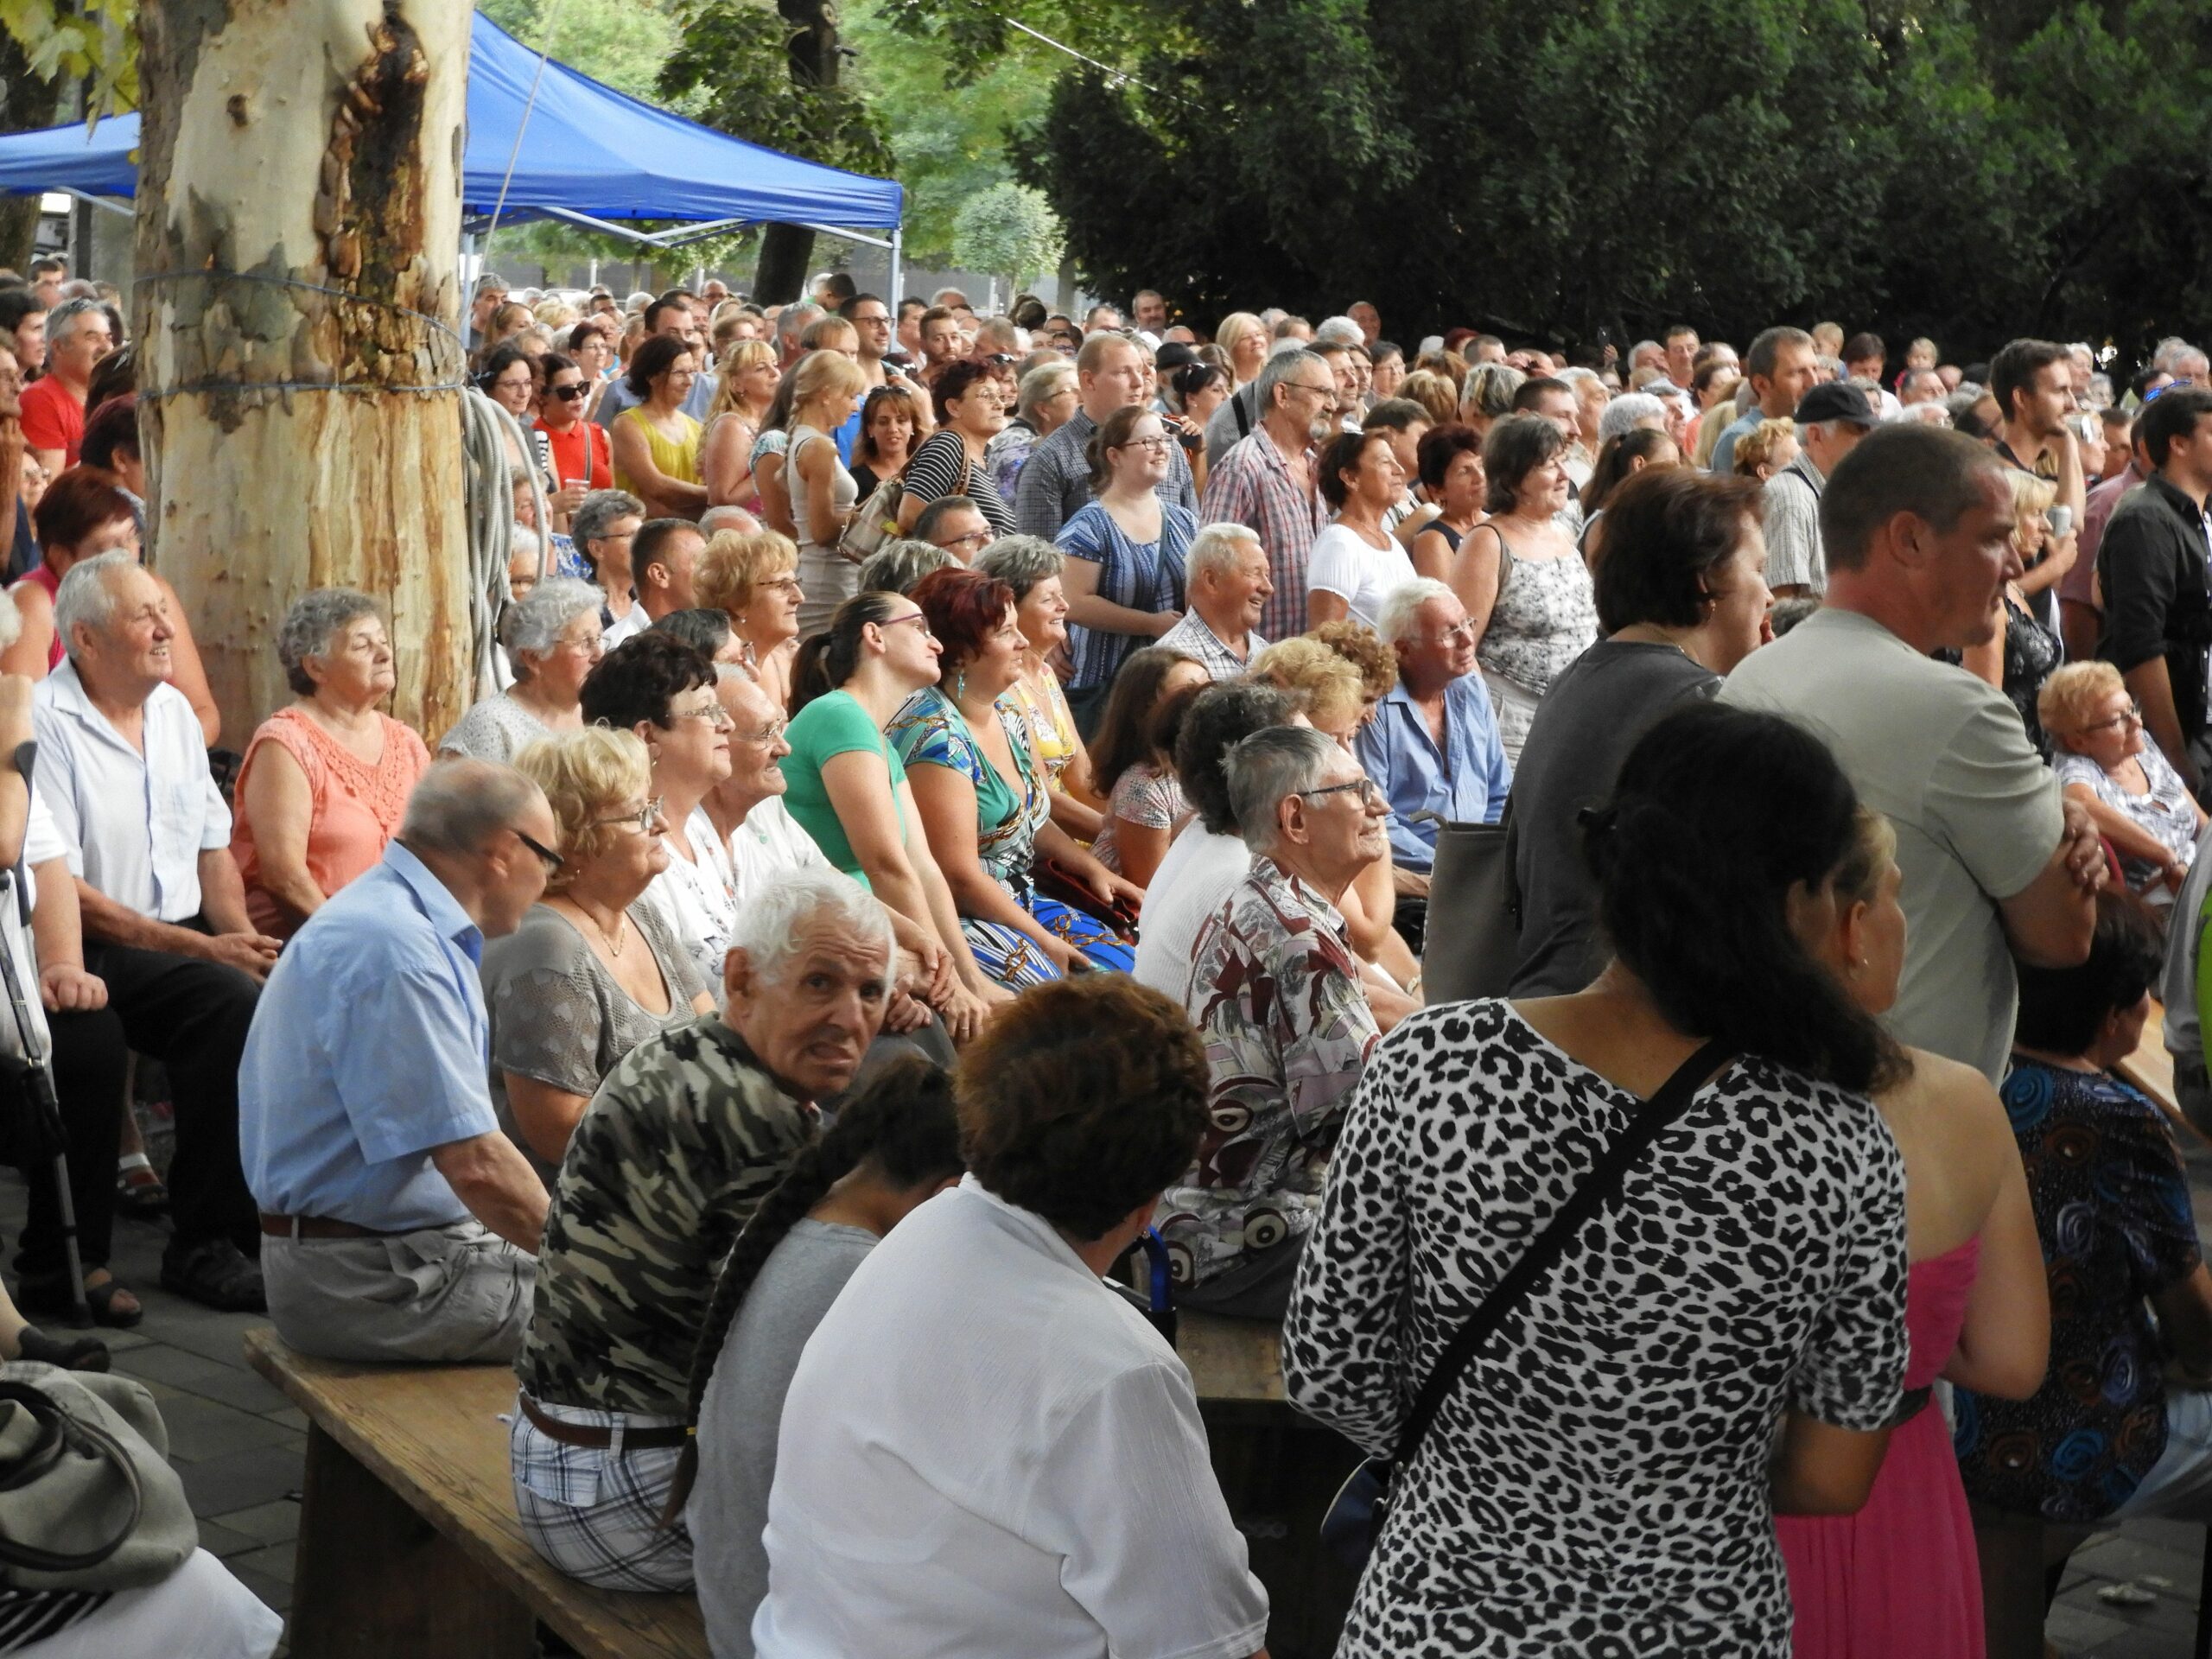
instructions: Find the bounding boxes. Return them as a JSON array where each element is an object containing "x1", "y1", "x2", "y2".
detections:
[
  {"x1": 483, "y1": 727, "x2": 713, "y2": 1184},
  {"x1": 785, "y1": 351, "x2": 868, "y2": 640},
  {"x1": 1962, "y1": 469, "x2": 2067, "y2": 755},
  {"x1": 1214, "y1": 311, "x2": 1269, "y2": 392},
  {"x1": 697, "y1": 528, "x2": 804, "y2": 714},
  {"x1": 1730, "y1": 418, "x2": 1798, "y2": 482},
  {"x1": 2042, "y1": 660, "x2": 2202, "y2": 907},
  {"x1": 702, "y1": 340, "x2": 781, "y2": 512}
]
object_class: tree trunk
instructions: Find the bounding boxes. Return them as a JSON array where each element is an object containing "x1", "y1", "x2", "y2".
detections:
[
  {"x1": 134, "y1": 0, "x2": 473, "y2": 743},
  {"x1": 753, "y1": 0, "x2": 842, "y2": 304},
  {"x1": 0, "y1": 32, "x2": 63, "y2": 276}
]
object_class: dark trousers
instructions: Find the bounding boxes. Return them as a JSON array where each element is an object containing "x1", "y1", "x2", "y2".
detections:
[{"x1": 24, "y1": 938, "x2": 261, "y2": 1275}]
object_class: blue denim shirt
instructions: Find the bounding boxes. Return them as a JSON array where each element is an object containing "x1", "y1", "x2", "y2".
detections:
[
  {"x1": 239, "y1": 842, "x2": 496, "y2": 1230},
  {"x1": 1355, "y1": 675, "x2": 1512, "y2": 870}
]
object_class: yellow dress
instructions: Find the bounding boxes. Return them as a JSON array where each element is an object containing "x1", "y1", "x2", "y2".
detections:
[{"x1": 613, "y1": 406, "x2": 702, "y2": 496}]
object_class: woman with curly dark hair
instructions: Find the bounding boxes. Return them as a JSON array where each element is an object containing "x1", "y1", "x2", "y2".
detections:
[
  {"x1": 683, "y1": 1054, "x2": 963, "y2": 1656},
  {"x1": 750, "y1": 975, "x2": 1269, "y2": 1659}
]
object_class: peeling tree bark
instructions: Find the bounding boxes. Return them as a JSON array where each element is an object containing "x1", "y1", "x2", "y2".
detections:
[{"x1": 134, "y1": 0, "x2": 472, "y2": 741}]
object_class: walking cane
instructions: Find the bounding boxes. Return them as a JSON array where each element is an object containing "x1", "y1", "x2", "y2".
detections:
[{"x1": 0, "y1": 741, "x2": 91, "y2": 1329}]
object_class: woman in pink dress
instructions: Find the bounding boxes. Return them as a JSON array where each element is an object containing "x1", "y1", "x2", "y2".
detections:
[
  {"x1": 232, "y1": 589, "x2": 431, "y2": 938},
  {"x1": 1777, "y1": 809, "x2": 2051, "y2": 1656}
]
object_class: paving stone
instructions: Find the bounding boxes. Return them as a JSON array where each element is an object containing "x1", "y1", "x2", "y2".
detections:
[
  {"x1": 2046, "y1": 1599, "x2": 2133, "y2": 1651},
  {"x1": 228, "y1": 1561, "x2": 293, "y2": 1618},
  {"x1": 153, "y1": 1390, "x2": 301, "y2": 1464},
  {"x1": 228, "y1": 1541, "x2": 296, "y2": 1586},
  {"x1": 209, "y1": 1498, "x2": 302, "y2": 1548},
  {"x1": 196, "y1": 1516, "x2": 259, "y2": 1559},
  {"x1": 177, "y1": 1441, "x2": 306, "y2": 1516}
]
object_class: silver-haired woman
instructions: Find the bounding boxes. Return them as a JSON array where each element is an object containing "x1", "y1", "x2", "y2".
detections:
[
  {"x1": 440, "y1": 577, "x2": 606, "y2": 763},
  {"x1": 232, "y1": 588, "x2": 433, "y2": 938}
]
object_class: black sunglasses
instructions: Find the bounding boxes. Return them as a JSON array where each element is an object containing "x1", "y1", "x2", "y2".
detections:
[{"x1": 550, "y1": 384, "x2": 589, "y2": 401}]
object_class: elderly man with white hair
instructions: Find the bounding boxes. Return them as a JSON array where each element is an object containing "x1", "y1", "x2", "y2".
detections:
[
  {"x1": 1599, "y1": 390, "x2": 1668, "y2": 445},
  {"x1": 1168, "y1": 725, "x2": 1398, "y2": 1319},
  {"x1": 35, "y1": 551, "x2": 278, "y2": 1313},
  {"x1": 1155, "y1": 523, "x2": 1272, "y2": 679},
  {"x1": 241, "y1": 757, "x2": 558, "y2": 1359},
  {"x1": 512, "y1": 867, "x2": 895, "y2": 1591},
  {"x1": 1355, "y1": 580, "x2": 1512, "y2": 923}
]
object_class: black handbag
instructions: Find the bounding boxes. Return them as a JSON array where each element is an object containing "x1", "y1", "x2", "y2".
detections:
[
  {"x1": 1419, "y1": 804, "x2": 1522, "y2": 1004},
  {"x1": 1319, "y1": 1036, "x2": 1733, "y2": 1569}
]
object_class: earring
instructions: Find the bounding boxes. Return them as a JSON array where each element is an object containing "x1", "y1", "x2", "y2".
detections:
[{"x1": 955, "y1": 668, "x2": 967, "y2": 701}]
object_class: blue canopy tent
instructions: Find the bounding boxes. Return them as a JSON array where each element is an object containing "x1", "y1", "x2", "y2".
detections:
[{"x1": 0, "y1": 11, "x2": 906, "y2": 289}]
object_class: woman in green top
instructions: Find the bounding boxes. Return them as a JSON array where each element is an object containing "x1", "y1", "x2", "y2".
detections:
[{"x1": 780, "y1": 592, "x2": 1003, "y2": 1040}]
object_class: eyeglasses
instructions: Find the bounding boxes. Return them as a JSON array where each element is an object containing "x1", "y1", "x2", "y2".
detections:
[
  {"x1": 1120, "y1": 435, "x2": 1174, "y2": 454},
  {"x1": 669, "y1": 702, "x2": 735, "y2": 730},
  {"x1": 1300, "y1": 777, "x2": 1384, "y2": 808},
  {"x1": 550, "y1": 384, "x2": 589, "y2": 401},
  {"x1": 737, "y1": 716, "x2": 789, "y2": 745},
  {"x1": 1416, "y1": 621, "x2": 1477, "y2": 645},
  {"x1": 932, "y1": 529, "x2": 992, "y2": 553},
  {"x1": 761, "y1": 575, "x2": 804, "y2": 595},
  {"x1": 880, "y1": 612, "x2": 938, "y2": 640},
  {"x1": 1287, "y1": 381, "x2": 1336, "y2": 400},
  {"x1": 511, "y1": 827, "x2": 564, "y2": 878},
  {"x1": 594, "y1": 796, "x2": 667, "y2": 835},
  {"x1": 2081, "y1": 702, "x2": 2145, "y2": 735}
]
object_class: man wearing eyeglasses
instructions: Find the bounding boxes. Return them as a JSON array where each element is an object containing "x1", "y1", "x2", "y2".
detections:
[
  {"x1": 912, "y1": 496, "x2": 994, "y2": 563},
  {"x1": 240, "y1": 759, "x2": 560, "y2": 1362},
  {"x1": 1198, "y1": 347, "x2": 1336, "y2": 643},
  {"x1": 1357, "y1": 581, "x2": 1512, "y2": 951},
  {"x1": 1169, "y1": 725, "x2": 1409, "y2": 1319}
]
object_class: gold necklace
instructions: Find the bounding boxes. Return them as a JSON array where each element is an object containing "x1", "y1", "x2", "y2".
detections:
[{"x1": 563, "y1": 896, "x2": 627, "y2": 957}]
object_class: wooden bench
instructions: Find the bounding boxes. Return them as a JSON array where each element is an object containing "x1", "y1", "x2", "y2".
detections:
[
  {"x1": 245, "y1": 1328, "x2": 705, "y2": 1659},
  {"x1": 250, "y1": 1313, "x2": 1358, "y2": 1659}
]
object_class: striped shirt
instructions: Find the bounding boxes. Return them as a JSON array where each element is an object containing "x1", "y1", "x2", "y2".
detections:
[{"x1": 1198, "y1": 427, "x2": 1329, "y2": 644}]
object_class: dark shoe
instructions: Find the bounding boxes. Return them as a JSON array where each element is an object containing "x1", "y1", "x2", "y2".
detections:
[
  {"x1": 161, "y1": 1239, "x2": 265, "y2": 1313},
  {"x1": 15, "y1": 1325, "x2": 110, "y2": 1372},
  {"x1": 116, "y1": 1156, "x2": 169, "y2": 1219},
  {"x1": 17, "y1": 1269, "x2": 143, "y2": 1329}
]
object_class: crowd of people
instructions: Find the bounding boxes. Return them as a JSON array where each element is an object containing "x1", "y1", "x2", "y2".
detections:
[{"x1": 3, "y1": 246, "x2": 2212, "y2": 1657}]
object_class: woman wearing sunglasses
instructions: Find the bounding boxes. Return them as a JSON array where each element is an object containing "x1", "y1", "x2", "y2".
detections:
[
  {"x1": 533, "y1": 352, "x2": 613, "y2": 537},
  {"x1": 482, "y1": 726, "x2": 715, "y2": 1185}
]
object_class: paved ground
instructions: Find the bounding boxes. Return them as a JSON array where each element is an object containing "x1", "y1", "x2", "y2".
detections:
[{"x1": 2, "y1": 1136, "x2": 2209, "y2": 1654}]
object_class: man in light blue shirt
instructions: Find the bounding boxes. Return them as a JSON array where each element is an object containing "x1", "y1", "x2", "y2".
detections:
[
  {"x1": 1357, "y1": 581, "x2": 1512, "y2": 897},
  {"x1": 242, "y1": 759, "x2": 560, "y2": 1363}
]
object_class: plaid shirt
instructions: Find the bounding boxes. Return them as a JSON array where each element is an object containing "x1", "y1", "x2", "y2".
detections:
[
  {"x1": 1014, "y1": 407, "x2": 1198, "y2": 539},
  {"x1": 1157, "y1": 610, "x2": 1266, "y2": 681},
  {"x1": 1199, "y1": 426, "x2": 1328, "y2": 644}
]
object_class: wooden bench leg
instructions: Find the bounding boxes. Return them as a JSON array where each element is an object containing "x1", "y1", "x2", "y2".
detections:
[
  {"x1": 1201, "y1": 1407, "x2": 1363, "y2": 1659},
  {"x1": 288, "y1": 1421, "x2": 535, "y2": 1659}
]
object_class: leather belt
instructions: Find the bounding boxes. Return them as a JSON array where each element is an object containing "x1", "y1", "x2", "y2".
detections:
[
  {"x1": 518, "y1": 1392, "x2": 690, "y2": 1452},
  {"x1": 258, "y1": 1212, "x2": 405, "y2": 1241}
]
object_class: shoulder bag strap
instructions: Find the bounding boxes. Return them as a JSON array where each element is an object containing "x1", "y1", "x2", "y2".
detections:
[{"x1": 1390, "y1": 1035, "x2": 1733, "y2": 1466}]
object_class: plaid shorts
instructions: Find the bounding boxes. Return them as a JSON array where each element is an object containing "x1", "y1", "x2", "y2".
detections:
[{"x1": 508, "y1": 1395, "x2": 693, "y2": 1592}]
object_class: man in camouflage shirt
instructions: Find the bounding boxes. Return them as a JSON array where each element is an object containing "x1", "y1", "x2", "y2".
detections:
[{"x1": 509, "y1": 870, "x2": 896, "y2": 1591}]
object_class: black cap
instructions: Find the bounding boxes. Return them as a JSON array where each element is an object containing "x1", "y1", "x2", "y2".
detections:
[
  {"x1": 1154, "y1": 341, "x2": 1199, "y2": 372},
  {"x1": 1795, "y1": 381, "x2": 1876, "y2": 427}
]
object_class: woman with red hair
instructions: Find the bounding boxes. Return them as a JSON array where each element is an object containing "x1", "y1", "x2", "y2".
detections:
[{"x1": 887, "y1": 568, "x2": 1140, "y2": 985}]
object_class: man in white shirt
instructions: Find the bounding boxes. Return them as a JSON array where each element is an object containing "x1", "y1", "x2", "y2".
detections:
[
  {"x1": 35, "y1": 553, "x2": 281, "y2": 1312},
  {"x1": 1156, "y1": 524, "x2": 1271, "y2": 681},
  {"x1": 751, "y1": 975, "x2": 1268, "y2": 1659}
]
